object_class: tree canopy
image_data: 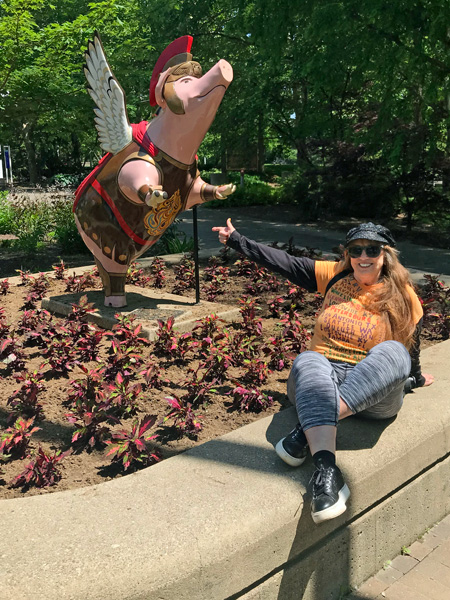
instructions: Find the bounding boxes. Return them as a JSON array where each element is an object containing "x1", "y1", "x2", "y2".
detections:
[{"x1": 1, "y1": 0, "x2": 449, "y2": 225}]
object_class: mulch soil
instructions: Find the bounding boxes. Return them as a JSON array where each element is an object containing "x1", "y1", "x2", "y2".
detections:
[{"x1": 0, "y1": 253, "x2": 441, "y2": 500}]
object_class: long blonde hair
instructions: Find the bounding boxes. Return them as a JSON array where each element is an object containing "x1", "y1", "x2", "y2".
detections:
[{"x1": 338, "y1": 246, "x2": 416, "y2": 348}]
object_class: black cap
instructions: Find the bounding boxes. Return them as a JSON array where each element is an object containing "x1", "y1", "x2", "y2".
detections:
[{"x1": 345, "y1": 222, "x2": 396, "y2": 248}]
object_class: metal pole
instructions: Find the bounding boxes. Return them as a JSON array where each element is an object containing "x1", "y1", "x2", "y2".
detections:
[{"x1": 193, "y1": 205, "x2": 200, "y2": 304}]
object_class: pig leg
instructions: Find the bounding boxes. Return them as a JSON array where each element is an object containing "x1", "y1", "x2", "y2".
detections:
[
  {"x1": 185, "y1": 176, "x2": 236, "y2": 210},
  {"x1": 95, "y1": 259, "x2": 128, "y2": 307},
  {"x1": 74, "y1": 213, "x2": 129, "y2": 307}
]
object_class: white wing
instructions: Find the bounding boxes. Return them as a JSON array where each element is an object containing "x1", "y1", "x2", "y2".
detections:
[{"x1": 84, "y1": 34, "x2": 133, "y2": 155}]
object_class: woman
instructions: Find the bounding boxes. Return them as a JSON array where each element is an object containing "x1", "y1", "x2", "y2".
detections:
[{"x1": 212, "y1": 219, "x2": 433, "y2": 524}]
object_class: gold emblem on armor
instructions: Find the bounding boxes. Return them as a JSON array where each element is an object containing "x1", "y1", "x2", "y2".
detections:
[{"x1": 143, "y1": 189, "x2": 182, "y2": 236}]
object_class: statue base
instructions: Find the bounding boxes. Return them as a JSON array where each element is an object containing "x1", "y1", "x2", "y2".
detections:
[{"x1": 41, "y1": 287, "x2": 240, "y2": 341}]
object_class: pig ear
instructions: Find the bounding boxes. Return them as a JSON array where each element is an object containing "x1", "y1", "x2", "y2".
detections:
[
  {"x1": 84, "y1": 33, "x2": 133, "y2": 155},
  {"x1": 155, "y1": 68, "x2": 171, "y2": 108}
]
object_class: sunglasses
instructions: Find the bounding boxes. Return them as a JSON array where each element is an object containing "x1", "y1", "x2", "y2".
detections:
[{"x1": 347, "y1": 245, "x2": 384, "y2": 258}]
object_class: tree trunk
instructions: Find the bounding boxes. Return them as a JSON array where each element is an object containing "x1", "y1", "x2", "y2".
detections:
[
  {"x1": 71, "y1": 133, "x2": 82, "y2": 171},
  {"x1": 22, "y1": 122, "x2": 39, "y2": 184},
  {"x1": 257, "y1": 113, "x2": 265, "y2": 174}
]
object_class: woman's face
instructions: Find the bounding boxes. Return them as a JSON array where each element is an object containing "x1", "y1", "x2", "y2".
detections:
[{"x1": 347, "y1": 238, "x2": 385, "y2": 286}]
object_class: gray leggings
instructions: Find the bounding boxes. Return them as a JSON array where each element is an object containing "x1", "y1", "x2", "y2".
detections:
[{"x1": 287, "y1": 341, "x2": 411, "y2": 431}]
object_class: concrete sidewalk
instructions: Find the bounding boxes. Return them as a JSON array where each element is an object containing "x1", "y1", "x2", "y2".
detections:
[
  {"x1": 346, "y1": 514, "x2": 450, "y2": 599},
  {"x1": 176, "y1": 205, "x2": 450, "y2": 284}
]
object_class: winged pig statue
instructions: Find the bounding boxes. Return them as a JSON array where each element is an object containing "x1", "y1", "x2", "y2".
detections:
[{"x1": 73, "y1": 33, "x2": 234, "y2": 307}]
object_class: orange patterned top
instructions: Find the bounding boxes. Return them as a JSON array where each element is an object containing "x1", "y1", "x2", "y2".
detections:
[{"x1": 310, "y1": 261, "x2": 423, "y2": 364}]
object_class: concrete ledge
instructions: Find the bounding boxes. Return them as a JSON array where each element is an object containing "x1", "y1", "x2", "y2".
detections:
[{"x1": 0, "y1": 341, "x2": 449, "y2": 600}]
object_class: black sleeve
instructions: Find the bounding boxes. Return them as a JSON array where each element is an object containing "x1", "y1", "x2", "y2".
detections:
[
  {"x1": 409, "y1": 318, "x2": 426, "y2": 387},
  {"x1": 227, "y1": 230, "x2": 318, "y2": 291}
]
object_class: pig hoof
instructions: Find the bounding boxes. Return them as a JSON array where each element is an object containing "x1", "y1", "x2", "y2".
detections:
[{"x1": 104, "y1": 295, "x2": 127, "y2": 308}]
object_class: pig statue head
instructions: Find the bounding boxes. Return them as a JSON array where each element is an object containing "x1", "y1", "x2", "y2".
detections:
[{"x1": 73, "y1": 33, "x2": 235, "y2": 307}]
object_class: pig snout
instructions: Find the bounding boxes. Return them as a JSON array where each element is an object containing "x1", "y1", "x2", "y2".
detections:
[{"x1": 200, "y1": 59, "x2": 233, "y2": 93}]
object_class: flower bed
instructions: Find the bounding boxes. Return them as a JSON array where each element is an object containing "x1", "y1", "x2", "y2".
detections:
[{"x1": 0, "y1": 249, "x2": 446, "y2": 499}]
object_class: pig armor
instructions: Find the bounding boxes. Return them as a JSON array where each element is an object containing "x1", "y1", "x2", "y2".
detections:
[{"x1": 73, "y1": 33, "x2": 234, "y2": 307}]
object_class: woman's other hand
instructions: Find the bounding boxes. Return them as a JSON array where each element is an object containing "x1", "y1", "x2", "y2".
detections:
[
  {"x1": 422, "y1": 372, "x2": 434, "y2": 386},
  {"x1": 212, "y1": 218, "x2": 235, "y2": 245}
]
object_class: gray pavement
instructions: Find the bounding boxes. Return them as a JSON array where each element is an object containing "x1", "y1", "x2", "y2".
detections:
[{"x1": 176, "y1": 205, "x2": 450, "y2": 284}]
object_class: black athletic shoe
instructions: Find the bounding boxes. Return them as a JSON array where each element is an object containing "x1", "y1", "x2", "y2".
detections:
[
  {"x1": 275, "y1": 423, "x2": 309, "y2": 467},
  {"x1": 310, "y1": 464, "x2": 350, "y2": 524}
]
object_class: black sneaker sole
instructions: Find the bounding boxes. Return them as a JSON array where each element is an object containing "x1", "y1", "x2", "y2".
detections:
[
  {"x1": 275, "y1": 438, "x2": 307, "y2": 467},
  {"x1": 311, "y1": 483, "x2": 351, "y2": 524}
]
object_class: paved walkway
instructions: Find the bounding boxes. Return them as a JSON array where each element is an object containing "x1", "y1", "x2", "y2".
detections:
[{"x1": 345, "y1": 514, "x2": 450, "y2": 599}]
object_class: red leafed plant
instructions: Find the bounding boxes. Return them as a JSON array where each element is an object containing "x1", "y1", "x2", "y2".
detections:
[
  {"x1": 0, "y1": 336, "x2": 27, "y2": 371},
  {"x1": 169, "y1": 331, "x2": 196, "y2": 362},
  {"x1": 66, "y1": 365, "x2": 106, "y2": 411},
  {"x1": 103, "y1": 372, "x2": 142, "y2": 417},
  {"x1": 199, "y1": 344, "x2": 233, "y2": 384},
  {"x1": 64, "y1": 272, "x2": 96, "y2": 293},
  {"x1": 262, "y1": 336, "x2": 292, "y2": 371},
  {"x1": 202, "y1": 280, "x2": 224, "y2": 302},
  {"x1": 140, "y1": 361, "x2": 167, "y2": 390},
  {"x1": 0, "y1": 417, "x2": 41, "y2": 460},
  {"x1": 66, "y1": 404, "x2": 117, "y2": 449},
  {"x1": 230, "y1": 385, "x2": 274, "y2": 413},
  {"x1": 420, "y1": 275, "x2": 450, "y2": 339},
  {"x1": 42, "y1": 330, "x2": 79, "y2": 374},
  {"x1": 7, "y1": 368, "x2": 46, "y2": 420},
  {"x1": 16, "y1": 269, "x2": 32, "y2": 286},
  {"x1": 162, "y1": 395, "x2": 203, "y2": 438},
  {"x1": 106, "y1": 414, "x2": 161, "y2": 472},
  {"x1": 0, "y1": 279, "x2": 10, "y2": 295},
  {"x1": 16, "y1": 308, "x2": 53, "y2": 340},
  {"x1": 74, "y1": 328, "x2": 104, "y2": 362},
  {"x1": 52, "y1": 259, "x2": 67, "y2": 280},
  {"x1": 10, "y1": 447, "x2": 69, "y2": 489},
  {"x1": 172, "y1": 255, "x2": 195, "y2": 294},
  {"x1": 284, "y1": 284, "x2": 306, "y2": 308},
  {"x1": 267, "y1": 296, "x2": 286, "y2": 318},
  {"x1": 154, "y1": 315, "x2": 176, "y2": 356},
  {"x1": 192, "y1": 313, "x2": 225, "y2": 339},
  {"x1": 0, "y1": 308, "x2": 10, "y2": 340},
  {"x1": 105, "y1": 341, "x2": 142, "y2": 381},
  {"x1": 126, "y1": 261, "x2": 151, "y2": 287},
  {"x1": 234, "y1": 257, "x2": 259, "y2": 278},
  {"x1": 109, "y1": 313, "x2": 149, "y2": 350},
  {"x1": 66, "y1": 294, "x2": 96, "y2": 325},
  {"x1": 180, "y1": 369, "x2": 217, "y2": 408},
  {"x1": 239, "y1": 296, "x2": 263, "y2": 337},
  {"x1": 241, "y1": 357, "x2": 272, "y2": 385},
  {"x1": 150, "y1": 257, "x2": 166, "y2": 289},
  {"x1": 21, "y1": 273, "x2": 50, "y2": 309},
  {"x1": 278, "y1": 307, "x2": 311, "y2": 354}
]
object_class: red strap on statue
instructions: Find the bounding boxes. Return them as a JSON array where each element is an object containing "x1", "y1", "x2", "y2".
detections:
[{"x1": 131, "y1": 122, "x2": 157, "y2": 156}]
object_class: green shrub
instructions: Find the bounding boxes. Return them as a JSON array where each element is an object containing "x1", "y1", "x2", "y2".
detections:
[
  {"x1": 51, "y1": 200, "x2": 90, "y2": 254},
  {"x1": 0, "y1": 191, "x2": 15, "y2": 234},
  {"x1": 149, "y1": 221, "x2": 194, "y2": 255},
  {"x1": 13, "y1": 204, "x2": 52, "y2": 252},
  {"x1": 50, "y1": 173, "x2": 86, "y2": 188},
  {"x1": 206, "y1": 174, "x2": 281, "y2": 208}
]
